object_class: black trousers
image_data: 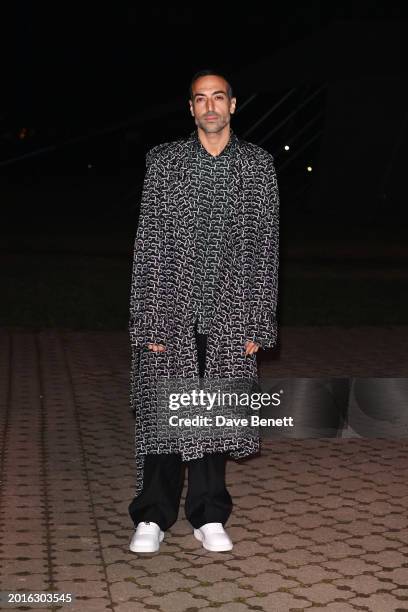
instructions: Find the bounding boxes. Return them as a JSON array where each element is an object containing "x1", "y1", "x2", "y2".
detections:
[{"x1": 128, "y1": 319, "x2": 233, "y2": 531}]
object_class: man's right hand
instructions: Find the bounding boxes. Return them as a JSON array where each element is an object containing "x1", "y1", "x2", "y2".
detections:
[{"x1": 147, "y1": 343, "x2": 166, "y2": 352}]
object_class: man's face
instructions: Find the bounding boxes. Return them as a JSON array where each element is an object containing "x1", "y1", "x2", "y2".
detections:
[{"x1": 189, "y1": 75, "x2": 236, "y2": 134}]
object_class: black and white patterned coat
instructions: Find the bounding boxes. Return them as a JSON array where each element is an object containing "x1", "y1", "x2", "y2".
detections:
[{"x1": 129, "y1": 128, "x2": 280, "y2": 495}]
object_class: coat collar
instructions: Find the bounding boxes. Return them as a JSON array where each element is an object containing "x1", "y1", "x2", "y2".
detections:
[{"x1": 188, "y1": 127, "x2": 239, "y2": 159}]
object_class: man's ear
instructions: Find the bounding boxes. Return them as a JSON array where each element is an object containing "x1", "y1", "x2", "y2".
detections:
[{"x1": 230, "y1": 97, "x2": 237, "y2": 114}]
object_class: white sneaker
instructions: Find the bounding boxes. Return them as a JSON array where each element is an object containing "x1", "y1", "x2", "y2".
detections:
[
  {"x1": 193, "y1": 522, "x2": 233, "y2": 551},
  {"x1": 129, "y1": 521, "x2": 164, "y2": 553}
]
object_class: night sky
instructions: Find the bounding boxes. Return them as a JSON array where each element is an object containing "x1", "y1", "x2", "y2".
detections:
[{"x1": 3, "y1": 3, "x2": 408, "y2": 228}]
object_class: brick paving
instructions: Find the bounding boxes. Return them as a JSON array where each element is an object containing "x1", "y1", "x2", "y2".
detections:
[{"x1": 1, "y1": 326, "x2": 408, "y2": 611}]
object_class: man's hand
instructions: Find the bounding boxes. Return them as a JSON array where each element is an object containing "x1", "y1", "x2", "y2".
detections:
[
  {"x1": 147, "y1": 343, "x2": 166, "y2": 352},
  {"x1": 245, "y1": 340, "x2": 261, "y2": 356}
]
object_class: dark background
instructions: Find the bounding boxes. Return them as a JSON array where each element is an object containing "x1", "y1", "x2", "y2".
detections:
[{"x1": 1, "y1": 2, "x2": 408, "y2": 330}]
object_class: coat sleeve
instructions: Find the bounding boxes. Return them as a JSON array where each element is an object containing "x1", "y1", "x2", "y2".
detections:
[
  {"x1": 129, "y1": 146, "x2": 167, "y2": 348},
  {"x1": 246, "y1": 154, "x2": 280, "y2": 349}
]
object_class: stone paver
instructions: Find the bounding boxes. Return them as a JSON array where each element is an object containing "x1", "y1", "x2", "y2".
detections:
[{"x1": 0, "y1": 327, "x2": 408, "y2": 611}]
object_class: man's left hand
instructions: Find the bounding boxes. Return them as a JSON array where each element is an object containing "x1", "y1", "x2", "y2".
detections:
[{"x1": 244, "y1": 340, "x2": 261, "y2": 356}]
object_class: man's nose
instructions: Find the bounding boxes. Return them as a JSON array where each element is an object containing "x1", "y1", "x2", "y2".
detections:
[{"x1": 206, "y1": 100, "x2": 215, "y2": 112}]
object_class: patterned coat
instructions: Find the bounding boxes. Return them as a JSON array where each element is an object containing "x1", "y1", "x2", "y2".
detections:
[{"x1": 129, "y1": 128, "x2": 280, "y2": 495}]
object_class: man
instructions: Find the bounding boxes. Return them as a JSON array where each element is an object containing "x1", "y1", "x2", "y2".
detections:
[{"x1": 128, "y1": 68, "x2": 279, "y2": 553}]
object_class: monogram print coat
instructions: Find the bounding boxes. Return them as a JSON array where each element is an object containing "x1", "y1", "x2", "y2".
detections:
[{"x1": 129, "y1": 128, "x2": 280, "y2": 495}]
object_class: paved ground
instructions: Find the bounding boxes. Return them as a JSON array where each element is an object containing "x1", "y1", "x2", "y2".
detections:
[{"x1": 1, "y1": 326, "x2": 408, "y2": 611}]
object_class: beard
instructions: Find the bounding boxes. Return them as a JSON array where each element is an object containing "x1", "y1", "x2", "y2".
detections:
[{"x1": 195, "y1": 115, "x2": 228, "y2": 133}]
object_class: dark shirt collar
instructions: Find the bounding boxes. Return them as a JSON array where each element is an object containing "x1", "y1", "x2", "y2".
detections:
[{"x1": 189, "y1": 127, "x2": 238, "y2": 159}]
